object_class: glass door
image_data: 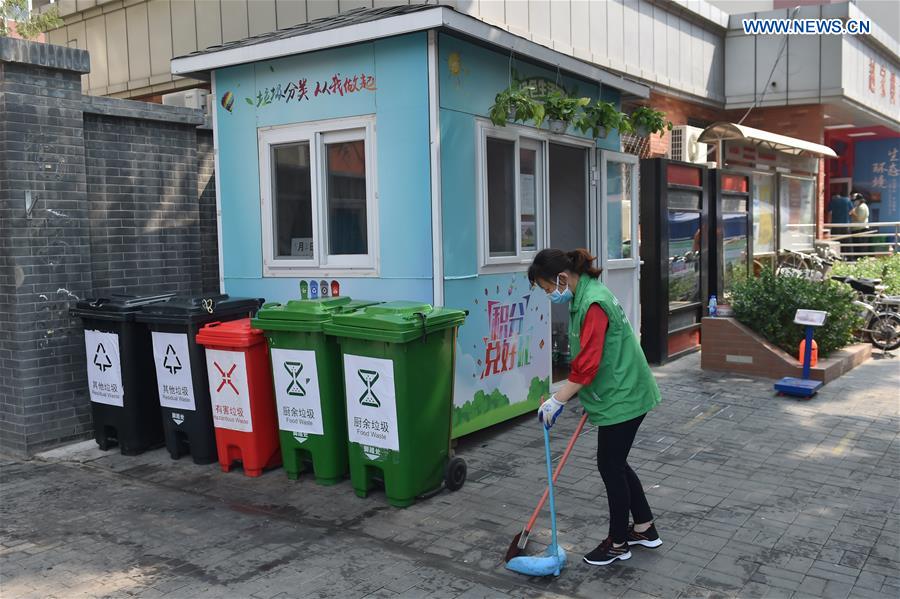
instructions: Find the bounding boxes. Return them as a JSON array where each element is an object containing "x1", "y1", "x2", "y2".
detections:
[
  {"x1": 548, "y1": 143, "x2": 590, "y2": 383},
  {"x1": 751, "y1": 172, "x2": 776, "y2": 273},
  {"x1": 600, "y1": 150, "x2": 641, "y2": 335}
]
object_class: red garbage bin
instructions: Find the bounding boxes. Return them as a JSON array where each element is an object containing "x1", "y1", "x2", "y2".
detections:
[{"x1": 195, "y1": 318, "x2": 281, "y2": 477}]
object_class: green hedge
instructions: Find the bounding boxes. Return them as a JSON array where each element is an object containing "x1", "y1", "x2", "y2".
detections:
[
  {"x1": 831, "y1": 254, "x2": 900, "y2": 295},
  {"x1": 730, "y1": 269, "x2": 862, "y2": 357}
]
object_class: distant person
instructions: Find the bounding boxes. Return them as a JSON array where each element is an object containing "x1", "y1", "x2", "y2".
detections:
[
  {"x1": 849, "y1": 193, "x2": 871, "y2": 256},
  {"x1": 828, "y1": 193, "x2": 853, "y2": 254},
  {"x1": 850, "y1": 193, "x2": 870, "y2": 225},
  {"x1": 828, "y1": 194, "x2": 852, "y2": 225}
]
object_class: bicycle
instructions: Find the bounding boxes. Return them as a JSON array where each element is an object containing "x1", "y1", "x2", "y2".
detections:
[
  {"x1": 832, "y1": 276, "x2": 900, "y2": 352},
  {"x1": 775, "y1": 248, "x2": 833, "y2": 281}
]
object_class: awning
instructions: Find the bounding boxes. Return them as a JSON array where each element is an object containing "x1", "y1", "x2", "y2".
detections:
[{"x1": 698, "y1": 122, "x2": 837, "y2": 158}]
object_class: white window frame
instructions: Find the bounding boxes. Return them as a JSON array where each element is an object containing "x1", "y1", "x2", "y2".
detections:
[
  {"x1": 259, "y1": 116, "x2": 377, "y2": 277},
  {"x1": 476, "y1": 121, "x2": 547, "y2": 272}
]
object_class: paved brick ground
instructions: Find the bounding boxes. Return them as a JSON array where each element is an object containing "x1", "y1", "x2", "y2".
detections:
[{"x1": 1, "y1": 352, "x2": 898, "y2": 598}]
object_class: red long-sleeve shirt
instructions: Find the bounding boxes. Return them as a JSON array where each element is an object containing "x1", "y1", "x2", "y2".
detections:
[{"x1": 568, "y1": 304, "x2": 608, "y2": 385}]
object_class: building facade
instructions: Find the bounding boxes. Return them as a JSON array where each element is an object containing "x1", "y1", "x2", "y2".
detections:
[{"x1": 45, "y1": 0, "x2": 727, "y2": 104}]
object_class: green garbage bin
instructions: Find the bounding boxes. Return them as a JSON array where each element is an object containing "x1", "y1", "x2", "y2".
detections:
[
  {"x1": 251, "y1": 297, "x2": 380, "y2": 485},
  {"x1": 324, "y1": 301, "x2": 468, "y2": 507}
]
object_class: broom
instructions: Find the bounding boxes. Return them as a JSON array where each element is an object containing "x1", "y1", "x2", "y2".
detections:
[{"x1": 504, "y1": 411, "x2": 589, "y2": 562}]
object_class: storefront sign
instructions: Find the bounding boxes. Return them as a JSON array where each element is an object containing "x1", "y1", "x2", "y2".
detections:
[
  {"x1": 519, "y1": 77, "x2": 568, "y2": 98},
  {"x1": 867, "y1": 59, "x2": 897, "y2": 105},
  {"x1": 84, "y1": 329, "x2": 124, "y2": 407},
  {"x1": 845, "y1": 37, "x2": 897, "y2": 120},
  {"x1": 270, "y1": 348, "x2": 323, "y2": 436},
  {"x1": 151, "y1": 332, "x2": 196, "y2": 411},
  {"x1": 343, "y1": 354, "x2": 399, "y2": 452},
  {"x1": 205, "y1": 349, "x2": 253, "y2": 432}
]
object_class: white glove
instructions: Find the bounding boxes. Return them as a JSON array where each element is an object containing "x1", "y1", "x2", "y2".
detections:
[{"x1": 537, "y1": 394, "x2": 565, "y2": 429}]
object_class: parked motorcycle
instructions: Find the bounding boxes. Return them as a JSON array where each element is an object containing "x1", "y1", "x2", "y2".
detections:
[{"x1": 832, "y1": 276, "x2": 900, "y2": 351}]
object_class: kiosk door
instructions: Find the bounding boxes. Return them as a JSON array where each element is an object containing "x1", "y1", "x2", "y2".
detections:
[{"x1": 599, "y1": 151, "x2": 641, "y2": 335}]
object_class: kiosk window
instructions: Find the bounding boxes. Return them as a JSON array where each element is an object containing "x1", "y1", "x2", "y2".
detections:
[
  {"x1": 480, "y1": 125, "x2": 545, "y2": 268},
  {"x1": 259, "y1": 118, "x2": 376, "y2": 275}
]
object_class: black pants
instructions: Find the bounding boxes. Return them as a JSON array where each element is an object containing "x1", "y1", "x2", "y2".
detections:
[{"x1": 597, "y1": 414, "x2": 653, "y2": 544}]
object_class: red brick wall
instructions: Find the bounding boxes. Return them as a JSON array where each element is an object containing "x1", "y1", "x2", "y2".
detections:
[
  {"x1": 724, "y1": 104, "x2": 826, "y2": 145},
  {"x1": 627, "y1": 91, "x2": 725, "y2": 158},
  {"x1": 634, "y1": 94, "x2": 828, "y2": 157},
  {"x1": 700, "y1": 317, "x2": 870, "y2": 383}
]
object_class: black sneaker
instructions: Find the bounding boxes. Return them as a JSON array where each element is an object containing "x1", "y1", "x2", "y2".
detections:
[
  {"x1": 583, "y1": 537, "x2": 632, "y2": 566},
  {"x1": 626, "y1": 523, "x2": 662, "y2": 548}
]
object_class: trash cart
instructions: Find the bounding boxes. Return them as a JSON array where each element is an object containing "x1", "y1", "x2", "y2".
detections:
[
  {"x1": 324, "y1": 301, "x2": 468, "y2": 507},
  {"x1": 195, "y1": 318, "x2": 281, "y2": 477},
  {"x1": 252, "y1": 297, "x2": 380, "y2": 485},
  {"x1": 137, "y1": 295, "x2": 263, "y2": 464},
  {"x1": 71, "y1": 294, "x2": 173, "y2": 454}
]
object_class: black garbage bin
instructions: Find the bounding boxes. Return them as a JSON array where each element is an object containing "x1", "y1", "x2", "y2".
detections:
[
  {"x1": 137, "y1": 295, "x2": 263, "y2": 464},
  {"x1": 71, "y1": 294, "x2": 173, "y2": 455}
]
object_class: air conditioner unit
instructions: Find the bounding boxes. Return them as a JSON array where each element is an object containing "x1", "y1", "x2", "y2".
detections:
[
  {"x1": 162, "y1": 89, "x2": 209, "y2": 112},
  {"x1": 669, "y1": 125, "x2": 708, "y2": 164}
]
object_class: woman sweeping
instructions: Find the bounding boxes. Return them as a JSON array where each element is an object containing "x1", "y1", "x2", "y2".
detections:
[{"x1": 529, "y1": 248, "x2": 662, "y2": 566}]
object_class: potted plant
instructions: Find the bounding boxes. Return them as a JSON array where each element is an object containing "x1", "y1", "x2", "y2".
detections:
[
  {"x1": 575, "y1": 100, "x2": 627, "y2": 139},
  {"x1": 489, "y1": 82, "x2": 545, "y2": 127},
  {"x1": 628, "y1": 106, "x2": 673, "y2": 137},
  {"x1": 542, "y1": 90, "x2": 589, "y2": 134}
]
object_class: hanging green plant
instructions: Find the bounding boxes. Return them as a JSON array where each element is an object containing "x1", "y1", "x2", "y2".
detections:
[
  {"x1": 541, "y1": 90, "x2": 590, "y2": 133},
  {"x1": 628, "y1": 106, "x2": 673, "y2": 137},
  {"x1": 575, "y1": 100, "x2": 628, "y2": 139},
  {"x1": 489, "y1": 82, "x2": 545, "y2": 127}
]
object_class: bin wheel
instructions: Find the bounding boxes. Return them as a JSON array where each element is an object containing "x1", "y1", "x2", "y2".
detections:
[{"x1": 445, "y1": 457, "x2": 467, "y2": 492}]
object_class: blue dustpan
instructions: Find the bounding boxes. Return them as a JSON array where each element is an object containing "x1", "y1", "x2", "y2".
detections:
[{"x1": 507, "y1": 425, "x2": 567, "y2": 577}]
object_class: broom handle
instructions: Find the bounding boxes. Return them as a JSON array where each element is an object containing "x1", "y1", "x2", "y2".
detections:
[
  {"x1": 543, "y1": 423, "x2": 558, "y2": 562},
  {"x1": 523, "y1": 412, "x2": 588, "y2": 533}
]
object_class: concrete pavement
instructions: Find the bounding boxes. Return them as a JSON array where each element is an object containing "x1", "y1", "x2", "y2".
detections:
[{"x1": 1, "y1": 352, "x2": 898, "y2": 598}]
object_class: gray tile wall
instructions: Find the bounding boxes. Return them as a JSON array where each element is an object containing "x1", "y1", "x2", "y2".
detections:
[{"x1": 0, "y1": 39, "x2": 217, "y2": 456}]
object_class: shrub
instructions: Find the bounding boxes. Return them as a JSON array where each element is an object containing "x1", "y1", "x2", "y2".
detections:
[
  {"x1": 831, "y1": 254, "x2": 900, "y2": 295},
  {"x1": 730, "y1": 269, "x2": 862, "y2": 357}
]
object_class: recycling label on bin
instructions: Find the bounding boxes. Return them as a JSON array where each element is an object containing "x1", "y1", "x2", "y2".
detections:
[
  {"x1": 84, "y1": 329, "x2": 125, "y2": 407},
  {"x1": 270, "y1": 348, "x2": 323, "y2": 436},
  {"x1": 343, "y1": 354, "x2": 399, "y2": 452},
  {"x1": 151, "y1": 332, "x2": 196, "y2": 411},
  {"x1": 205, "y1": 349, "x2": 253, "y2": 432}
]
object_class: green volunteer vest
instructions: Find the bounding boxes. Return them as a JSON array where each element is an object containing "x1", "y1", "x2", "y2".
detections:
[{"x1": 569, "y1": 275, "x2": 661, "y2": 426}]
